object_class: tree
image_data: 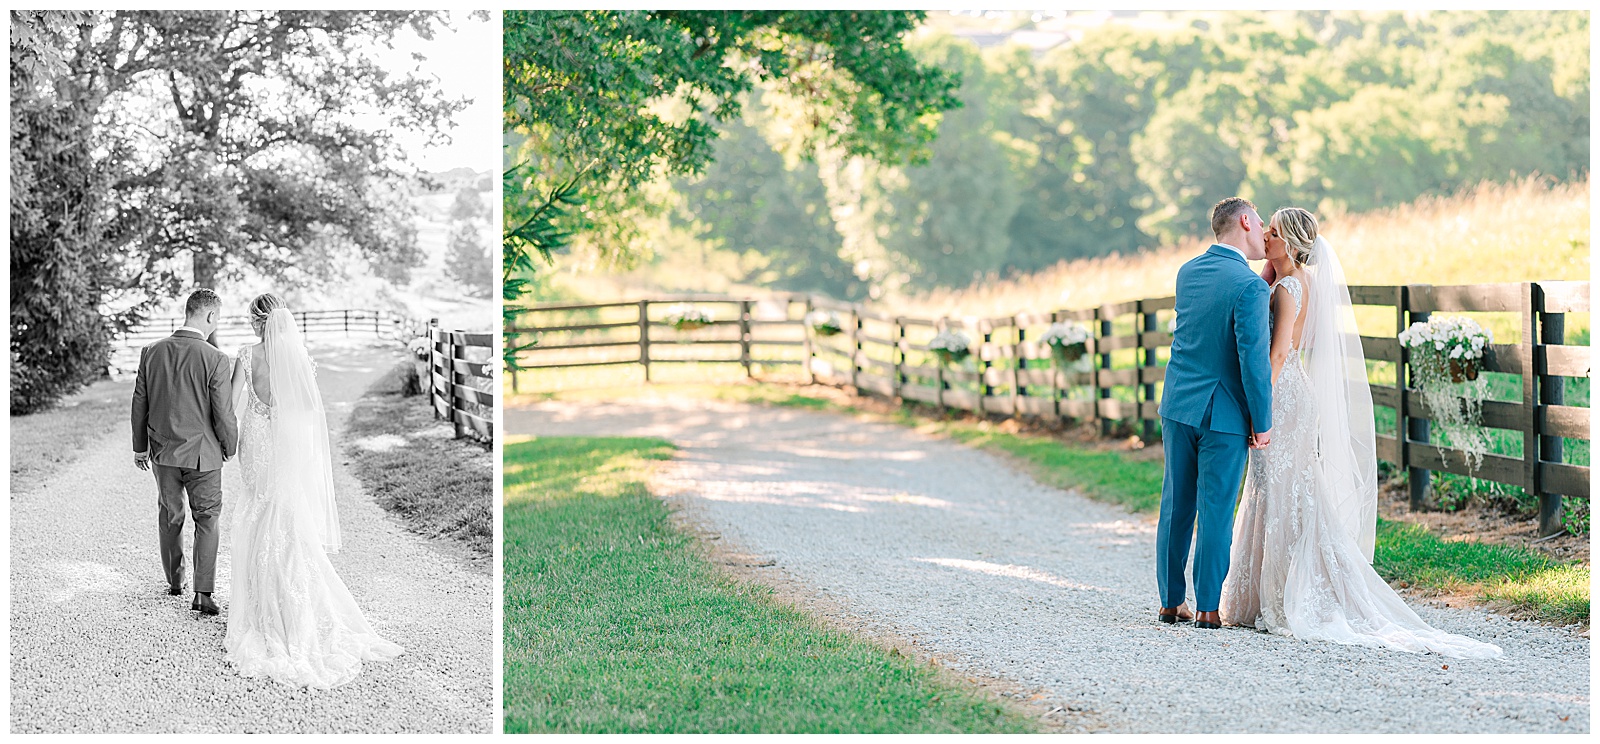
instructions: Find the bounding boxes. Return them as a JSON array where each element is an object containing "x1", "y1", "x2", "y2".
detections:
[
  {"x1": 9, "y1": 10, "x2": 471, "y2": 413},
  {"x1": 445, "y1": 188, "x2": 493, "y2": 297},
  {"x1": 502, "y1": 9, "x2": 962, "y2": 290},
  {"x1": 676, "y1": 115, "x2": 859, "y2": 297},
  {"x1": 880, "y1": 35, "x2": 1022, "y2": 289}
]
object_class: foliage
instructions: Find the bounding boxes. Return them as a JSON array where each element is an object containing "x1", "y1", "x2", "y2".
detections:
[
  {"x1": 503, "y1": 435, "x2": 1037, "y2": 733},
  {"x1": 9, "y1": 10, "x2": 470, "y2": 411},
  {"x1": 444, "y1": 188, "x2": 494, "y2": 298},
  {"x1": 585, "y1": 10, "x2": 1588, "y2": 299},
  {"x1": 501, "y1": 9, "x2": 963, "y2": 297}
]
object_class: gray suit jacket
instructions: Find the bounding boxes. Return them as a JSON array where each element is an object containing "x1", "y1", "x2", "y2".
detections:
[{"x1": 131, "y1": 329, "x2": 239, "y2": 470}]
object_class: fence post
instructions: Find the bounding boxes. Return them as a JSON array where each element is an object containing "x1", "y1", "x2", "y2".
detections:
[
  {"x1": 447, "y1": 329, "x2": 464, "y2": 439},
  {"x1": 935, "y1": 317, "x2": 947, "y2": 412},
  {"x1": 1097, "y1": 306, "x2": 1113, "y2": 437},
  {"x1": 740, "y1": 299, "x2": 753, "y2": 379},
  {"x1": 893, "y1": 317, "x2": 905, "y2": 401},
  {"x1": 1537, "y1": 288, "x2": 1566, "y2": 535},
  {"x1": 428, "y1": 319, "x2": 441, "y2": 422},
  {"x1": 343, "y1": 309, "x2": 349, "y2": 335},
  {"x1": 1013, "y1": 319, "x2": 1025, "y2": 418},
  {"x1": 980, "y1": 319, "x2": 994, "y2": 415},
  {"x1": 803, "y1": 296, "x2": 817, "y2": 385},
  {"x1": 1404, "y1": 288, "x2": 1432, "y2": 511},
  {"x1": 1527, "y1": 283, "x2": 1564, "y2": 536},
  {"x1": 850, "y1": 307, "x2": 862, "y2": 392},
  {"x1": 1139, "y1": 300, "x2": 1157, "y2": 441},
  {"x1": 638, "y1": 300, "x2": 652, "y2": 383}
]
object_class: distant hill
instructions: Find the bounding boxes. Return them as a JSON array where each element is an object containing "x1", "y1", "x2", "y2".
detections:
[{"x1": 424, "y1": 167, "x2": 492, "y2": 193}]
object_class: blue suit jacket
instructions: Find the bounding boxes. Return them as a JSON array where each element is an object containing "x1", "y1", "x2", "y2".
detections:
[{"x1": 1157, "y1": 245, "x2": 1273, "y2": 436}]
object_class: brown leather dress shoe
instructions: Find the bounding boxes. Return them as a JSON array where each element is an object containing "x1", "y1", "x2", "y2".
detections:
[
  {"x1": 1194, "y1": 610, "x2": 1222, "y2": 629},
  {"x1": 1158, "y1": 605, "x2": 1195, "y2": 624}
]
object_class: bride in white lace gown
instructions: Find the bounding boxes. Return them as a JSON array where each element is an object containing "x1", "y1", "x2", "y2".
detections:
[
  {"x1": 1219, "y1": 208, "x2": 1502, "y2": 659},
  {"x1": 225, "y1": 293, "x2": 403, "y2": 687}
]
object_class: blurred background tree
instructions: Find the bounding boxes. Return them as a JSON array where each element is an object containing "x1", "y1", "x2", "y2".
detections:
[
  {"x1": 446, "y1": 187, "x2": 495, "y2": 298},
  {"x1": 533, "y1": 10, "x2": 1587, "y2": 302}
]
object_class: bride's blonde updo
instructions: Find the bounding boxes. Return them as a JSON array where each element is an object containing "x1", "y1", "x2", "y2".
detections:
[
  {"x1": 1272, "y1": 207, "x2": 1319, "y2": 267},
  {"x1": 249, "y1": 293, "x2": 287, "y2": 334}
]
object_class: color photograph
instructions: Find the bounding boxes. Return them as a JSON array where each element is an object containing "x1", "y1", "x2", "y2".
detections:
[{"x1": 503, "y1": 9, "x2": 1590, "y2": 734}]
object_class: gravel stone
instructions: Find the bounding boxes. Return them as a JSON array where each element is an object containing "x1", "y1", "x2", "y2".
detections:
[
  {"x1": 12, "y1": 345, "x2": 493, "y2": 734},
  {"x1": 513, "y1": 397, "x2": 1590, "y2": 734}
]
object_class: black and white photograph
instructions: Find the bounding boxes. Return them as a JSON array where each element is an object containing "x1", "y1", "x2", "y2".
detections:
[{"x1": 9, "y1": 10, "x2": 496, "y2": 733}]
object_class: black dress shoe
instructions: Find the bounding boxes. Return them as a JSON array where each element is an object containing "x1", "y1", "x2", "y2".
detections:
[
  {"x1": 168, "y1": 583, "x2": 184, "y2": 596},
  {"x1": 192, "y1": 593, "x2": 220, "y2": 616}
]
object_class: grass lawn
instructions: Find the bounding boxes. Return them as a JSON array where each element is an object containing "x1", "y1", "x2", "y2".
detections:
[
  {"x1": 534, "y1": 382, "x2": 1588, "y2": 626},
  {"x1": 502, "y1": 435, "x2": 1039, "y2": 734},
  {"x1": 9, "y1": 378, "x2": 134, "y2": 495},
  {"x1": 344, "y1": 361, "x2": 493, "y2": 560}
]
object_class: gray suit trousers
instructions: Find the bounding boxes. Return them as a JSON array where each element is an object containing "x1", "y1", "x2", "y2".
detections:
[{"x1": 153, "y1": 464, "x2": 223, "y2": 593}]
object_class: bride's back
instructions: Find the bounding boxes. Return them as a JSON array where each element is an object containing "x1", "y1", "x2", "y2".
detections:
[{"x1": 250, "y1": 343, "x2": 274, "y2": 406}]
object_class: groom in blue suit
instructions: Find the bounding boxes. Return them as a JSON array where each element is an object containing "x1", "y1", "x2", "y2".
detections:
[{"x1": 1156, "y1": 197, "x2": 1274, "y2": 630}]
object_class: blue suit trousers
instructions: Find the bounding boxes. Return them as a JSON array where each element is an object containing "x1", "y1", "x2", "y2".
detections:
[{"x1": 1156, "y1": 413, "x2": 1249, "y2": 613}]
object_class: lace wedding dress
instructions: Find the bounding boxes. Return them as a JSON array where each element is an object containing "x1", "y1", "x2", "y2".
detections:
[
  {"x1": 225, "y1": 315, "x2": 403, "y2": 688},
  {"x1": 1220, "y1": 274, "x2": 1502, "y2": 659}
]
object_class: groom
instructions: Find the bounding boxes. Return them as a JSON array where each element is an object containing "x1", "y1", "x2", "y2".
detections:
[
  {"x1": 1155, "y1": 197, "x2": 1274, "y2": 630},
  {"x1": 131, "y1": 288, "x2": 238, "y2": 616}
]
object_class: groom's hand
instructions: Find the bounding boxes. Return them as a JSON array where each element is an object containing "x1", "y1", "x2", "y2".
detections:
[
  {"x1": 1249, "y1": 430, "x2": 1272, "y2": 450},
  {"x1": 134, "y1": 451, "x2": 150, "y2": 471}
]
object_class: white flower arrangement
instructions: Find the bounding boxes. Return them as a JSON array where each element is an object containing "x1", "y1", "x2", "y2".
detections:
[
  {"x1": 1038, "y1": 321, "x2": 1091, "y2": 366},
  {"x1": 1398, "y1": 314, "x2": 1492, "y2": 379},
  {"x1": 805, "y1": 310, "x2": 843, "y2": 337},
  {"x1": 406, "y1": 335, "x2": 430, "y2": 361},
  {"x1": 1397, "y1": 314, "x2": 1495, "y2": 471},
  {"x1": 664, "y1": 303, "x2": 713, "y2": 331},
  {"x1": 928, "y1": 328, "x2": 971, "y2": 364}
]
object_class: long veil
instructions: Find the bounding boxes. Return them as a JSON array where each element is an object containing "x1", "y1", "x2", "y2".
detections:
[
  {"x1": 1301, "y1": 235, "x2": 1379, "y2": 560},
  {"x1": 262, "y1": 308, "x2": 343, "y2": 553}
]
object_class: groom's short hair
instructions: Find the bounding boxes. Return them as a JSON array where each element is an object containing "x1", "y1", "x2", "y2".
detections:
[
  {"x1": 1211, "y1": 197, "x2": 1257, "y2": 239},
  {"x1": 185, "y1": 288, "x2": 222, "y2": 317}
]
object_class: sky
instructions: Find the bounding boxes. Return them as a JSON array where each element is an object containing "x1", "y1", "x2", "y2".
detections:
[{"x1": 371, "y1": 10, "x2": 500, "y2": 175}]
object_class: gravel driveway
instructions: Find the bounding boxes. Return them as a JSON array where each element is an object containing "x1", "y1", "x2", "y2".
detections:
[
  {"x1": 10, "y1": 342, "x2": 493, "y2": 734},
  {"x1": 512, "y1": 396, "x2": 1589, "y2": 734}
]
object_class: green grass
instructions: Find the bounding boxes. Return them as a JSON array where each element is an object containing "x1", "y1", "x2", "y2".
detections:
[
  {"x1": 1373, "y1": 520, "x2": 1590, "y2": 625},
  {"x1": 344, "y1": 361, "x2": 493, "y2": 560},
  {"x1": 602, "y1": 382, "x2": 1589, "y2": 626},
  {"x1": 502, "y1": 436, "x2": 1039, "y2": 734}
]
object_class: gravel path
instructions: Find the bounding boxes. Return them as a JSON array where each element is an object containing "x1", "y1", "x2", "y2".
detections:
[
  {"x1": 512, "y1": 397, "x2": 1590, "y2": 734},
  {"x1": 11, "y1": 342, "x2": 493, "y2": 734}
]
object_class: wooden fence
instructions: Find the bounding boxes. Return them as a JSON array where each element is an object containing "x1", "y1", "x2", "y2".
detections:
[
  {"x1": 514, "y1": 282, "x2": 1590, "y2": 535},
  {"x1": 507, "y1": 295, "x2": 809, "y2": 392},
  {"x1": 110, "y1": 308, "x2": 423, "y2": 376},
  {"x1": 429, "y1": 322, "x2": 495, "y2": 443}
]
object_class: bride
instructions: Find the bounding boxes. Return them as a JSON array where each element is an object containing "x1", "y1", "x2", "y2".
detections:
[
  {"x1": 225, "y1": 293, "x2": 404, "y2": 687},
  {"x1": 1218, "y1": 208, "x2": 1502, "y2": 659}
]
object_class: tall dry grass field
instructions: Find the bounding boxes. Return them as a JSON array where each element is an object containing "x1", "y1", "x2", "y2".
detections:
[{"x1": 886, "y1": 177, "x2": 1590, "y2": 321}]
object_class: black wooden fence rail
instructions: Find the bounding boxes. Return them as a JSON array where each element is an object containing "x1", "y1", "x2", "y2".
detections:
[
  {"x1": 514, "y1": 282, "x2": 1590, "y2": 535},
  {"x1": 428, "y1": 322, "x2": 495, "y2": 443}
]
